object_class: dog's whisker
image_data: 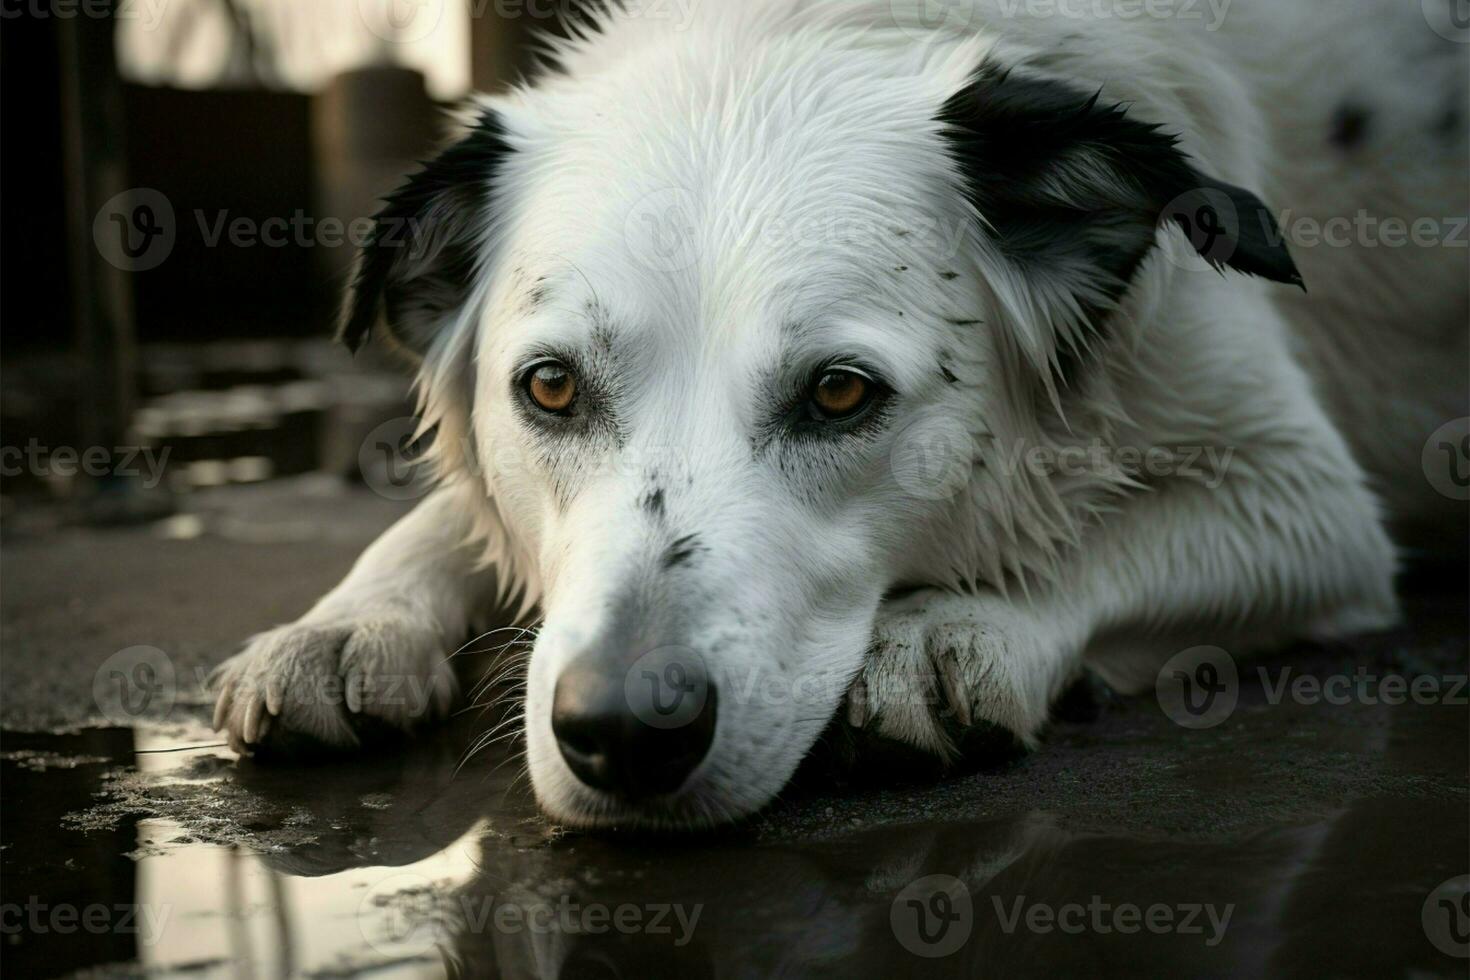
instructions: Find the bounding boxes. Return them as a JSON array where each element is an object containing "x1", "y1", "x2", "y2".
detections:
[
  {"x1": 449, "y1": 626, "x2": 533, "y2": 657},
  {"x1": 460, "y1": 714, "x2": 525, "y2": 758},
  {"x1": 473, "y1": 655, "x2": 530, "y2": 687},
  {"x1": 471, "y1": 660, "x2": 529, "y2": 689},
  {"x1": 468, "y1": 673, "x2": 528, "y2": 706}
]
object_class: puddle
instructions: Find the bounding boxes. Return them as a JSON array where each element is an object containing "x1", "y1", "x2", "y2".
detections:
[{"x1": 3, "y1": 640, "x2": 1467, "y2": 978}]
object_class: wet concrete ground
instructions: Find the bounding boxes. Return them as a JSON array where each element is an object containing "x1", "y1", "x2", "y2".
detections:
[{"x1": 2, "y1": 479, "x2": 1467, "y2": 977}]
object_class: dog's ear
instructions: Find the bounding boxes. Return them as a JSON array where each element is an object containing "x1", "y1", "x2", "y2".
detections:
[
  {"x1": 338, "y1": 109, "x2": 511, "y2": 358},
  {"x1": 939, "y1": 66, "x2": 1301, "y2": 373}
]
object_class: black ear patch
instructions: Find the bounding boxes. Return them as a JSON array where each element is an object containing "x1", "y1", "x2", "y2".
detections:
[
  {"x1": 338, "y1": 109, "x2": 512, "y2": 356},
  {"x1": 938, "y1": 66, "x2": 1301, "y2": 353}
]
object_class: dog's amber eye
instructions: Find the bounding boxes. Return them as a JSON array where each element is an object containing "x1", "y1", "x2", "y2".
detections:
[
  {"x1": 527, "y1": 362, "x2": 577, "y2": 413},
  {"x1": 809, "y1": 369, "x2": 872, "y2": 420}
]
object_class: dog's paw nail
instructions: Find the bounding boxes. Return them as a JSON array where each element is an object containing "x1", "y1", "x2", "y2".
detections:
[
  {"x1": 344, "y1": 672, "x2": 363, "y2": 714},
  {"x1": 243, "y1": 697, "x2": 266, "y2": 744},
  {"x1": 846, "y1": 678, "x2": 869, "y2": 728},
  {"x1": 212, "y1": 682, "x2": 233, "y2": 732},
  {"x1": 937, "y1": 659, "x2": 972, "y2": 727},
  {"x1": 265, "y1": 679, "x2": 284, "y2": 716}
]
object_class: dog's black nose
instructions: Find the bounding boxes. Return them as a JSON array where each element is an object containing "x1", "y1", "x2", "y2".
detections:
[{"x1": 551, "y1": 652, "x2": 716, "y2": 800}]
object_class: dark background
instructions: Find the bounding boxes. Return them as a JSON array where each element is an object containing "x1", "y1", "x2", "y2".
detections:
[{"x1": 0, "y1": 1, "x2": 590, "y2": 509}]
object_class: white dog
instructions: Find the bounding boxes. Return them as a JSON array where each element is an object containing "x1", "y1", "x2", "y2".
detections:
[{"x1": 212, "y1": 0, "x2": 1468, "y2": 829}]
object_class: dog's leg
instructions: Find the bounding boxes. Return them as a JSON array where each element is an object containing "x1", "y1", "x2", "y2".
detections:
[
  {"x1": 858, "y1": 419, "x2": 1400, "y2": 758},
  {"x1": 211, "y1": 481, "x2": 505, "y2": 754}
]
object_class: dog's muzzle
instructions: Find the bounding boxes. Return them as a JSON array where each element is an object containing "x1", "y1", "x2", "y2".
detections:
[{"x1": 551, "y1": 648, "x2": 718, "y2": 800}]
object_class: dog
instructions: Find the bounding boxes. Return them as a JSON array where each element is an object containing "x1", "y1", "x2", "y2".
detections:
[{"x1": 211, "y1": 0, "x2": 1468, "y2": 829}]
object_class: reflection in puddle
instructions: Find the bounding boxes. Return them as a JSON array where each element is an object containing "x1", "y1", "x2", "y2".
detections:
[
  {"x1": 133, "y1": 816, "x2": 488, "y2": 977},
  {"x1": 3, "y1": 647, "x2": 1467, "y2": 978}
]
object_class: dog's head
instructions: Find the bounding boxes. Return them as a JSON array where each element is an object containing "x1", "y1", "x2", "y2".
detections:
[{"x1": 340, "y1": 11, "x2": 1297, "y2": 828}]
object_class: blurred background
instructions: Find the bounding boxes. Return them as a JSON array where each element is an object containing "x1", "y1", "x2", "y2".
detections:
[{"x1": 1, "y1": 0, "x2": 593, "y2": 525}]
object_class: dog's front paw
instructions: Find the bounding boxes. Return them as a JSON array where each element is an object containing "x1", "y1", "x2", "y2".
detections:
[
  {"x1": 849, "y1": 591, "x2": 1070, "y2": 760},
  {"x1": 210, "y1": 613, "x2": 456, "y2": 757}
]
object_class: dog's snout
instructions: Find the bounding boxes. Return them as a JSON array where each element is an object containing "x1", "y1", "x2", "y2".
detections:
[{"x1": 551, "y1": 656, "x2": 717, "y2": 800}]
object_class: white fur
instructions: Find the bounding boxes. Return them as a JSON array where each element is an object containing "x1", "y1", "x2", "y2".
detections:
[{"x1": 213, "y1": 0, "x2": 1466, "y2": 828}]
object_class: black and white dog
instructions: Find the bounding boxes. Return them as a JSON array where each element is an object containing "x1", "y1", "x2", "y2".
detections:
[{"x1": 213, "y1": 0, "x2": 1469, "y2": 829}]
